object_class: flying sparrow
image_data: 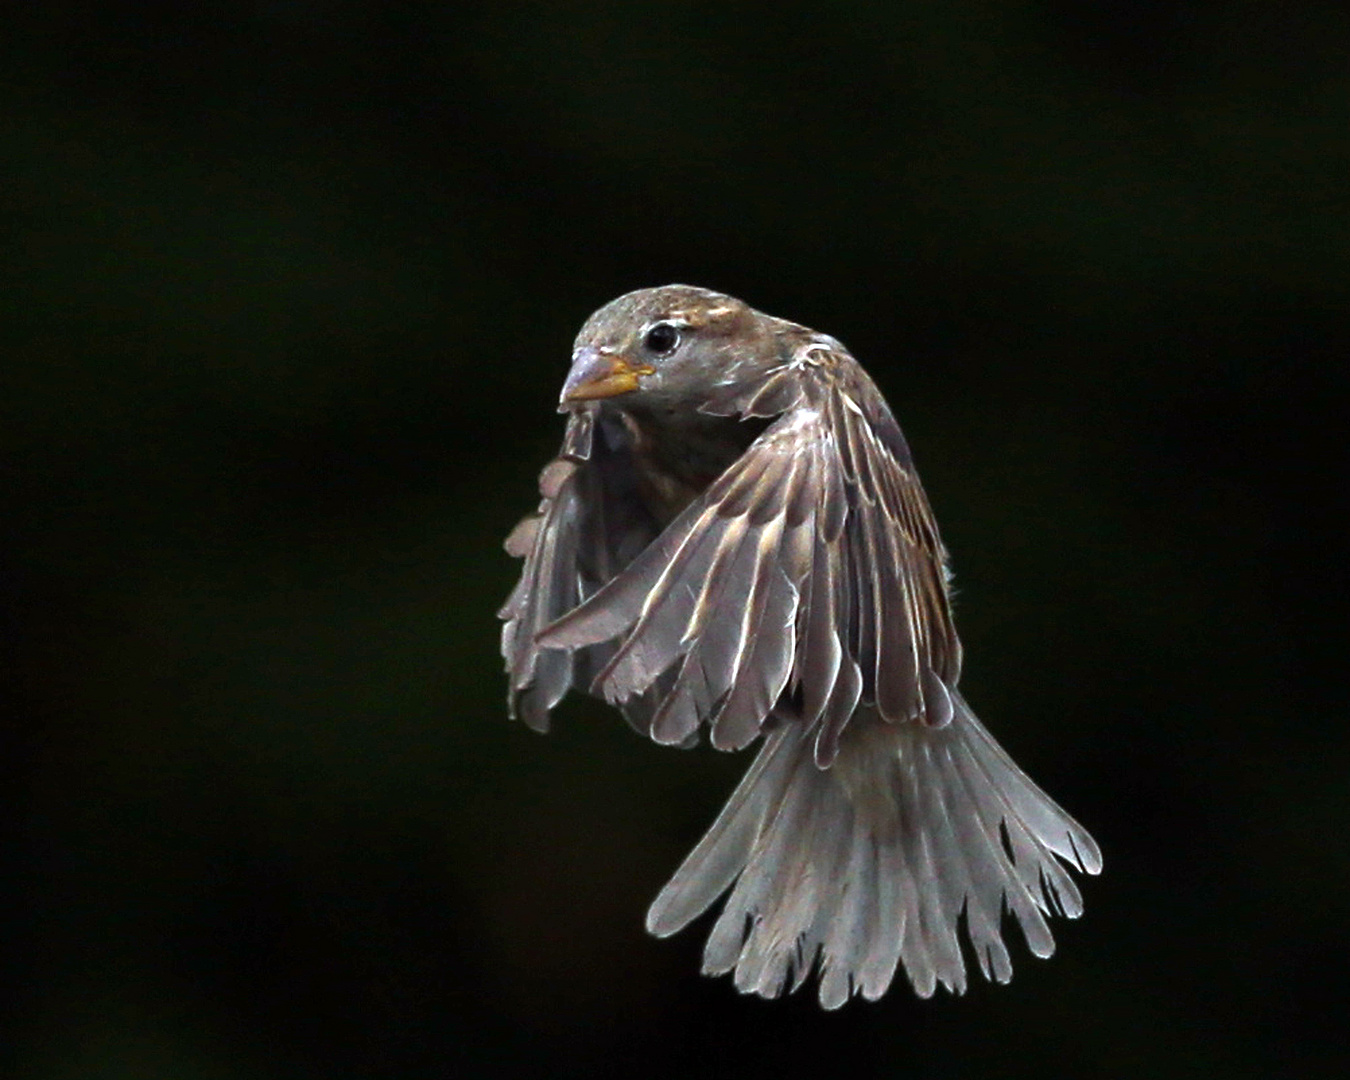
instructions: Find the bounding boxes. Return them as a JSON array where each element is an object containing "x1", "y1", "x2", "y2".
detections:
[{"x1": 499, "y1": 285, "x2": 1101, "y2": 1008}]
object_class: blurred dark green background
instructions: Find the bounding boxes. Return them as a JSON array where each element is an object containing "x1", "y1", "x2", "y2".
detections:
[{"x1": 4, "y1": 3, "x2": 1347, "y2": 1077}]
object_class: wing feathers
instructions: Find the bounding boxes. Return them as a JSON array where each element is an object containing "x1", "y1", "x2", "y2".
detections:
[
  {"x1": 870, "y1": 496, "x2": 923, "y2": 724},
  {"x1": 511, "y1": 366, "x2": 964, "y2": 749},
  {"x1": 504, "y1": 480, "x2": 582, "y2": 730},
  {"x1": 798, "y1": 530, "x2": 842, "y2": 732},
  {"x1": 535, "y1": 504, "x2": 708, "y2": 652},
  {"x1": 649, "y1": 518, "x2": 757, "y2": 745},
  {"x1": 591, "y1": 516, "x2": 723, "y2": 702}
]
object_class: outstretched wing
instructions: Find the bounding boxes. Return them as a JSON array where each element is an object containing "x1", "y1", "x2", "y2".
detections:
[{"x1": 537, "y1": 352, "x2": 962, "y2": 764}]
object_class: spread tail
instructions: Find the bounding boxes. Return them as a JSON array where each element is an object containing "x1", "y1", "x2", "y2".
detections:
[{"x1": 645, "y1": 695, "x2": 1102, "y2": 1008}]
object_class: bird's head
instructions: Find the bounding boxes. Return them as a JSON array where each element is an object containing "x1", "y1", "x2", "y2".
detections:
[{"x1": 560, "y1": 285, "x2": 772, "y2": 410}]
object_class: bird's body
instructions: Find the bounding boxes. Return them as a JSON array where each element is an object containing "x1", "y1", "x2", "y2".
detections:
[{"x1": 499, "y1": 285, "x2": 1100, "y2": 1007}]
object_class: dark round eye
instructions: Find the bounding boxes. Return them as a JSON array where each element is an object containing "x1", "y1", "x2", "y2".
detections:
[{"x1": 643, "y1": 322, "x2": 681, "y2": 356}]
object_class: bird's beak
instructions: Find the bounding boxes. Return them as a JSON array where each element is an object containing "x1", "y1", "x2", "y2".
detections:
[{"x1": 560, "y1": 347, "x2": 655, "y2": 405}]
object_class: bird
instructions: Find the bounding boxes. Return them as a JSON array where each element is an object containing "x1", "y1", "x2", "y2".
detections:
[{"x1": 498, "y1": 284, "x2": 1101, "y2": 1008}]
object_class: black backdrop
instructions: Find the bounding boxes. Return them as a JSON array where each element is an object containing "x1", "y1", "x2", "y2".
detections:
[{"x1": 5, "y1": 4, "x2": 1348, "y2": 1078}]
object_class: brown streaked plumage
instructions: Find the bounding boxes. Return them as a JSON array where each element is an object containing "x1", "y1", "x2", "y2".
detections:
[{"x1": 498, "y1": 285, "x2": 1101, "y2": 1007}]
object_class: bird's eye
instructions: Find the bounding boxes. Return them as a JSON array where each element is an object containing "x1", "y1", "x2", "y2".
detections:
[{"x1": 643, "y1": 322, "x2": 681, "y2": 356}]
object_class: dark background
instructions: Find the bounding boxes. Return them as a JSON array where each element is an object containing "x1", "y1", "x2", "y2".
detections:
[{"x1": 5, "y1": 3, "x2": 1348, "y2": 1077}]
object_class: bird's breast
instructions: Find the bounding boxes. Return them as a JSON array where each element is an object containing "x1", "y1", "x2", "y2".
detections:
[{"x1": 606, "y1": 404, "x2": 770, "y2": 528}]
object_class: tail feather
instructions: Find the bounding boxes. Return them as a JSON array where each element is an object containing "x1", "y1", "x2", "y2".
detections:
[
  {"x1": 815, "y1": 808, "x2": 874, "y2": 1007},
  {"x1": 645, "y1": 726, "x2": 799, "y2": 940},
  {"x1": 646, "y1": 694, "x2": 1101, "y2": 1008}
]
